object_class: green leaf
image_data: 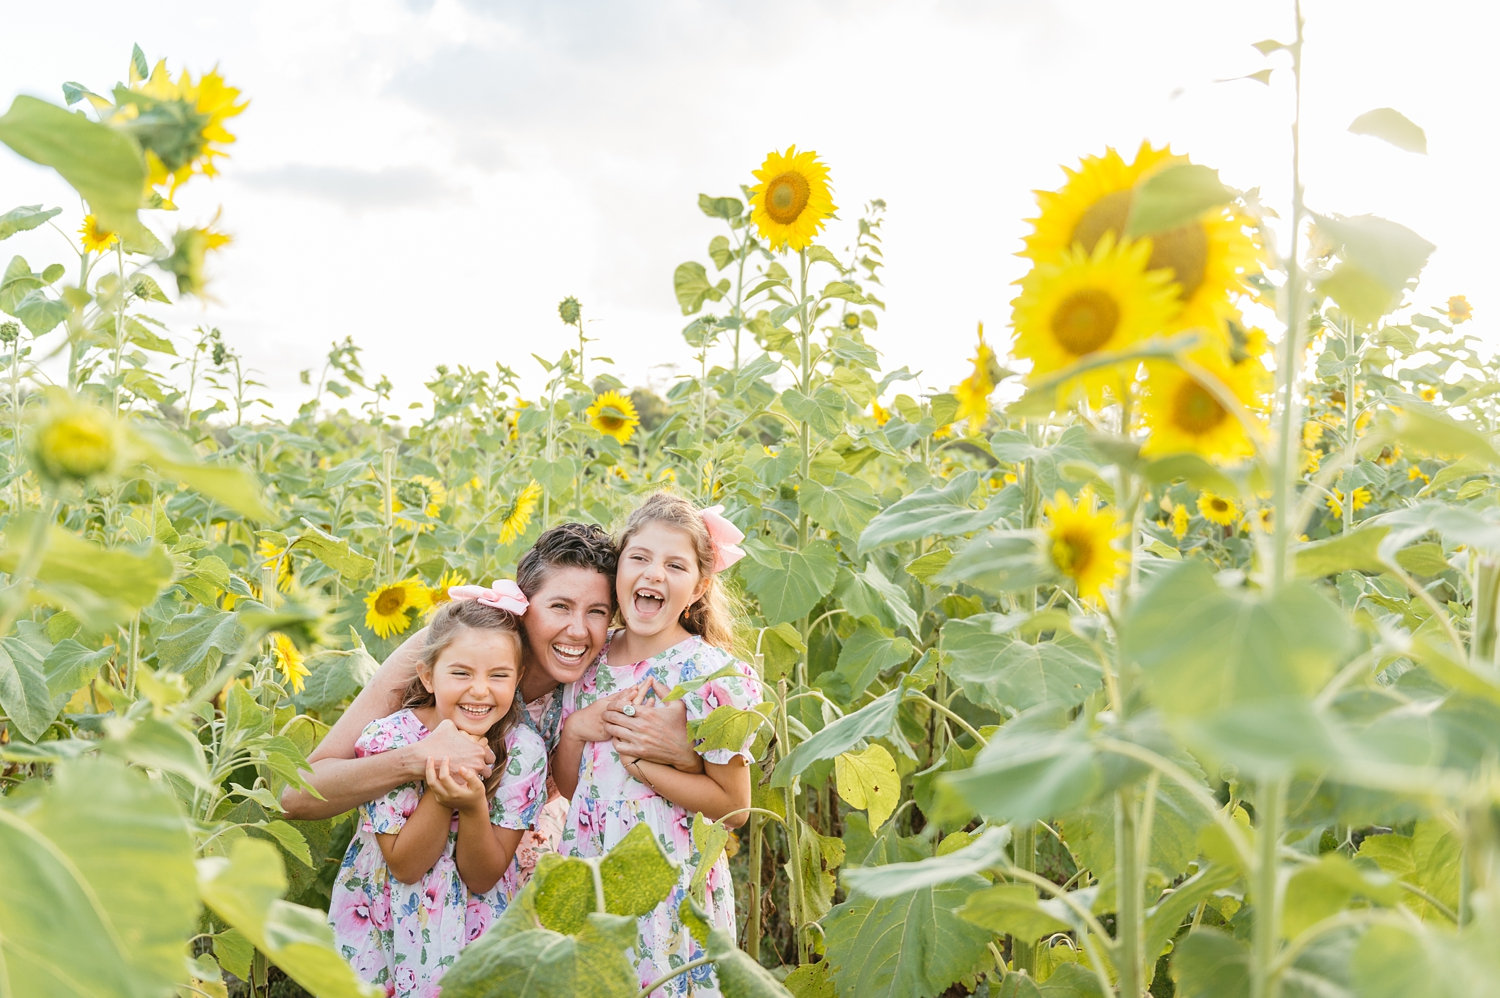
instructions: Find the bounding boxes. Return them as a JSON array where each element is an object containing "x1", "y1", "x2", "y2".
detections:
[
  {"x1": 942, "y1": 616, "x2": 1101, "y2": 712},
  {"x1": 598, "y1": 821, "x2": 679, "y2": 918},
  {"x1": 837, "y1": 562, "x2": 919, "y2": 636},
  {"x1": 959, "y1": 883, "x2": 1071, "y2": 944},
  {"x1": 1171, "y1": 929, "x2": 1250, "y2": 998},
  {"x1": 0, "y1": 204, "x2": 61, "y2": 241},
  {"x1": 823, "y1": 877, "x2": 995, "y2": 998},
  {"x1": 0, "y1": 635, "x2": 53, "y2": 741},
  {"x1": 291, "y1": 646, "x2": 379, "y2": 712},
  {"x1": 442, "y1": 913, "x2": 640, "y2": 998},
  {"x1": 13, "y1": 288, "x2": 69, "y2": 334},
  {"x1": 291, "y1": 522, "x2": 376, "y2": 581},
  {"x1": 1354, "y1": 820, "x2": 1461, "y2": 922},
  {"x1": 698, "y1": 193, "x2": 744, "y2": 221},
  {"x1": 905, "y1": 548, "x2": 952, "y2": 584},
  {"x1": 198, "y1": 838, "x2": 380, "y2": 998},
  {"x1": 689, "y1": 814, "x2": 731, "y2": 900},
  {"x1": 0, "y1": 96, "x2": 145, "y2": 235},
  {"x1": 937, "y1": 530, "x2": 1052, "y2": 596},
  {"x1": 934, "y1": 710, "x2": 1108, "y2": 825},
  {"x1": 785, "y1": 815, "x2": 845, "y2": 923},
  {"x1": 835, "y1": 743, "x2": 901, "y2": 832},
  {"x1": 835, "y1": 624, "x2": 915, "y2": 693},
  {"x1": 841, "y1": 827, "x2": 1011, "y2": 897},
  {"x1": 1349, "y1": 107, "x2": 1427, "y2": 154},
  {"x1": 781, "y1": 386, "x2": 847, "y2": 438},
  {"x1": 708, "y1": 234, "x2": 733, "y2": 270},
  {"x1": 530, "y1": 854, "x2": 596, "y2": 935},
  {"x1": 693, "y1": 702, "x2": 772, "y2": 756},
  {"x1": 154, "y1": 604, "x2": 245, "y2": 677},
  {"x1": 41, "y1": 638, "x2": 111, "y2": 711},
  {"x1": 674, "y1": 260, "x2": 721, "y2": 315},
  {"x1": 784, "y1": 960, "x2": 835, "y2": 998},
  {"x1": 772, "y1": 686, "x2": 913, "y2": 788},
  {"x1": 705, "y1": 924, "x2": 796, "y2": 997},
  {"x1": 739, "y1": 540, "x2": 839, "y2": 626},
  {"x1": 821, "y1": 281, "x2": 868, "y2": 304},
  {"x1": 1312, "y1": 213, "x2": 1434, "y2": 323},
  {"x1": 99, "y1": 715, "x2": 215, "y2": 791},
  {"x1": 0, "y1": 757, "x2": 198, "y2": 998},
  {"x1": 0, "y1": 516, "x2": 174, "y2": 625},
  {"x1": 1125, "y1": 163, "x2": 1235, "y2": 238},
  {"x1": 1282, "y1": 852, "x2": 1401, "y2": 937},
  {"x1": 800, "y1": 474, "x2": 881, "y2": 540},
  {"x1": 858, "y1": 473, "x2": 1003, "y2": 552}
]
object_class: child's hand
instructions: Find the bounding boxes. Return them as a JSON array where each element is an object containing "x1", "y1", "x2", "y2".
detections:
[
  {"x1": 604, "y1": 679, "x2": 702, "y2": 772},
  {"x1": 426, "y1": 756, "x2": 487, "y2": 814},
  {"x1": 562, "y1": 687, "x2": 644, "y2": 744},
  {"x1": 422, "y1": 719, "x2": 494, "y2": 778}
]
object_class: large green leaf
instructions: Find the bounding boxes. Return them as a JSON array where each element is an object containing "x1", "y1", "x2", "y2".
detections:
[
  {"x1": 198, "y1": 837, "x2": 380, "y2": 998},
  {"x1": 823, "y1": 876, "x2": 995, "y2": 998},
  {"x1": 291, "y1": 646, "x2": 379, "y2": 712},
  {"x1": 835, "y1": 624, "x2": 915, "y2": 693},
  {"x1": 739, "y1": 539, "x2": 839, "y2": 625},
  {"x1": 0, "y1": 516, "x2": 174, "y2": 624},
  {"x1": 936, "y1": 529, "x2": 1052, "y2": 596},
  {"x1": 781, "y1": 386, "x2": 847, "y2": 438},
  {"x1": 1353, "y1": 820, "x2": 1461, "y2": 922},
  {"x1": 704, "y1": 925, "x2": 795, "y2": 997},
  {"x1": 942, "y1": 616, "x2": 1101, "y2": 712},
  {"x1": 1125, "y1": 163, "x2": 1234, "y2": 238},
  {"x1": 857, "y1": 473, "x2": 1004, "y2": 553},
  {"x1": 292, "y1": 522, "x2": 376, "y2": 581},
  {"x1": 800, "y1": 474, "x2": 882, "y2": 539},
  {"x1": 772, "y1": 686, "x2": 913, "y2": 788},
  {"x1": 0, "y1": 633, "x2": 53, "y2": 741},
  {"x1": 836, "y1": 562, "x2": 919, "y2": 635},
  {"x1": 154, "y1": 604, "x2": 246, "y2": 677},
  {"x1": 0, "y1": 96, "x2": 144, "y2": 234},
  {"x1": 841, "y1": 827, "x2": 1010, "y2": 897},
  {"x1": 599, "y1": 821, "x2": 679, "y2": 918},
  {"x1": 442, "y1": 913, "x2": 640, "y2": 998},
  {"x1": 0, "y1": 203, "x2": 61, "y2": 240},
  {"x1": 934, "y1": 709, "x2": 1111, "y2": 825},
  {"x1": 958, "y1": 884, "x2": 1071, "y2": 944},
  {"x1": 0, "y1": 757, "x2": 198, "y2": 998}
]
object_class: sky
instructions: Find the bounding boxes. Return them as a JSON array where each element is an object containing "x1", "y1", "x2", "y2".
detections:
[{"x1": 1, "y1": 0, "x2": 1494, "y2": 418}]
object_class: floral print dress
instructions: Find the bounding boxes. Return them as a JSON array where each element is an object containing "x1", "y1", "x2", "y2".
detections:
[
  {"x1": 513, "y1": 687, "x2": 567, "y2": 883},
  {"x1": 328, "y1": 709, "x2": 548, "y2": 998},
  {"x1": 559, "y1": 632, "x2": 763, "y2": 997}
]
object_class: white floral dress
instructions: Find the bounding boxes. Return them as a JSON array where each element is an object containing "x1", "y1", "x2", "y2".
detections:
[
  {"x1": 513, "y1": 687, "x2": 568, "y2": 884},
  {"x1": 328, "y1": 709, "x2": 548, "y2": 998},
  {"x1": 559, "y1": 632, "x2": 763, "y2": 997}
]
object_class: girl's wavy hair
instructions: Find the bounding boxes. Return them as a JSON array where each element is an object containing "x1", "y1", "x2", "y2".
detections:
[
  {"x1": 617, "y1": 491, "x2": 745, "y2": 655},
  {"x1": 398, "y1": 599, "x2": 525, "y2": 795}
]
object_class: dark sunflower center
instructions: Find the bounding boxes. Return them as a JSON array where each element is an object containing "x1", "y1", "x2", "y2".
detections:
[
  {"x1": 1072, "y1": 188, "x2": 1210, "y2": 301},
  {"x1": 1050, "y1": 288, "x2": 1120, "y2": 356},
  {"x1": 1172, "y1": 380, "x2": 1228, "y2": 434},
  {"x1": 374, "y1": 587, "x2": 406, "y2": 615},
  {"x1": 597, "y1": 412, "x2": 625, "y2": 431},
  {"x1": 765, "y1": 172, "x2": 811, "y2": 225},
  {"x1": 1052, "y1": 529, "x2": 1095, "y2": 575},
  {"x1": 1210, "y1": 498, "x2": 1230, "y2": 515}
]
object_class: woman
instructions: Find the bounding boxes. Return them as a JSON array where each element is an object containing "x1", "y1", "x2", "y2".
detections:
[{"x1": 281, "y1": 522, "x2": 701, "y2": 884}]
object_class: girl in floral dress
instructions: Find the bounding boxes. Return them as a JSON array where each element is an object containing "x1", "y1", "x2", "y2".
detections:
[
  {"x1": 555, "y1": 493, "x2": 762, "y2": 997},
  {"x1": 329, "y1": 587, "x2": 548, "y2": 998}
]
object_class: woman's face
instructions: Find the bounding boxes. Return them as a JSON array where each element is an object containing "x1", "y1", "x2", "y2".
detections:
[{"x1": 521, "y1": 564, "x2": 613, "y2": 686}]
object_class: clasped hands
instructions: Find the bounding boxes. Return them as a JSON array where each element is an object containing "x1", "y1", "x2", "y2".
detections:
[{"x1": 573, "y1": 678, "x2": 703, "y2": 773}]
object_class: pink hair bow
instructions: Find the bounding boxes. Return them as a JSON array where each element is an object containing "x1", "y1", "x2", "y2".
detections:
[
  {"x1": 447, "y1": 579, "x2": 529, "y2": 614},
  {"x1": 700, "y1": 505, "x2": 746, "y2": 573}
]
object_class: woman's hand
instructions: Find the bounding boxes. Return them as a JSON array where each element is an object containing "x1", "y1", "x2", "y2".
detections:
[
  {"x1": 420, "y1": 719, "x2": 494, "y2": 779},
  {"x1": 561, "y1": 686, "x2": 644, "y2": 744},
  {"x1": 603, "y1": 678, "x2": 702, "y2": 773},
  {"x1": 425, "y1": 756, "x2": 487, "y2": 815}
]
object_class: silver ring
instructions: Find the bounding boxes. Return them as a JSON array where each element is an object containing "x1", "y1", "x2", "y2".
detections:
[{"x1": 620, "y1": 703, "x2": 636, "y2": 717}]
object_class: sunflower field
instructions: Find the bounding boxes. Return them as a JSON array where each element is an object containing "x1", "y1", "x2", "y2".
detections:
[{"x1": 3, "y1": 28, "x2": 1500, "y2": 998}]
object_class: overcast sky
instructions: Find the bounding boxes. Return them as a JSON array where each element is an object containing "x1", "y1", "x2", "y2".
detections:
[{"x1": 2, "y1": 0, "x2": 1494, "y2": 417}]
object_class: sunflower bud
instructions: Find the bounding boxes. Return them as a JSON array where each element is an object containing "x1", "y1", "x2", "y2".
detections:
[
  {"x1": 161, "y1": 225, "x2": 231, "y2": 297},
  {"x1": 0, "y1": 321, "x2": 18, "y2": 344},
  {"x1": 558, "y1": 296, "x2": 582, "y2": 324},
  {"x1": 842, "y1": 312, "x2": 860, "y2": 330},
  {"x1": 29, "y1": 398, "x2": 123, "y2": 485}
]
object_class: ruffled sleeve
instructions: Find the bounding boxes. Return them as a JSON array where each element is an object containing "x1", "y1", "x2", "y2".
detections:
[
  {"x1": 353, "y1": 710, "x2": 426, "y2": 835},
  {"x1": 488, "y1": 723, "x2": 549, "y2": 830},
  {"x1": 683, "y1": 650, "x2": 764, "y2": 765}
]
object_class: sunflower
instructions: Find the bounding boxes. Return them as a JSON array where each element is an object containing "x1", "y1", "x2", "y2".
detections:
[
  {"x1": 29, "y1": 396, "x2": 122, "y2": 485},
  {"x1": 426, "y1": 568, "x2": 467, "y2": 613},
  {"x1": 122, "y1": 59, "x2": 248, "y2": 194},
  {"x1": 1197, "y1": 491, "x2": 1239, "y2": 526},
  {"x1": 391, "y1": 474, "x2": 447, "y2": 533},
  {"x1": 271, "y1": 633, "x2": 310, "y2": 694},
  {"x1": 1419, "y1": 386, "x2": 1438, "y2": 403},
  {"x1": 871, "y1": 400, "x2": 891, "y2": 426},
  {"x1": 1252, "y1": 507, "x2": 1274, "y2": 534},
  {"x1": 1325, "y1": 487, "x2": 1372, "y2": 518},
  {"x1": 78, "y1": 215, "x2": 119, "y2": 253},
  {"x1": 586, "y1": 390, "x2": 640, "y2": 445},
  {"x1": 363, "y1": 577, "x2": 431, "y2": 639},
  {"x1": 498, "y1": 480, "x2": 542, "y2": 545},
  {"x1": 161, "y1": 224, "x2": 232, "y2": 297},
  {"x1": 257, "y1": 537, "x2": 294, "y2": 592},
  {"x1": 1139, "y1": 344, "x2": 1268, "y2": 463},
  {"x1": 953, "y1": 323, "x2": 998, "y2": 433},
  {"x1": 749, "y1": 145, "x2": 837, "y2": 252},
  {"x1": 1010, "y1": 234, "x2": 1179, "y2": 407},
  {"x1": 1042, "y1": 488, "x2": 1129, "y2": 602},
  {"x1": 1446, "y1": 295, "x2": 1471, "y2": 323},
  {"x1": 1408, "y1": 465, "x2": 1430, "y2": 485},
  {"x1": 1171, "y1": 502, "x2": 1190, "y2": 540},
  {"x1": 1023, "y1": 142, "x2": 1259, "y2": 341}
]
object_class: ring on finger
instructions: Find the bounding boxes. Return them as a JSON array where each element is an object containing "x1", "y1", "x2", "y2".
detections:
[{"x1": 621, "y1": 703, "x2": 636, "y2": 717}]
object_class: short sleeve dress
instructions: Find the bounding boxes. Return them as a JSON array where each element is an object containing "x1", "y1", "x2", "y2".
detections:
[
  {"x1": 558, "y1": 632, "x2": 763, "y2": 997},
  {"x1": 328, "y1": 709, "x2": 548, "y2": 997}
]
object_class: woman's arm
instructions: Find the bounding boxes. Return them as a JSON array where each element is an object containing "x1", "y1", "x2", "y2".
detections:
[
  {"x1": 601, "y1": 679, "x2": 703, "y2": 774},
  {"x1": 625, "y1": 755, "x2": 751, "y2": 828},
  {"x1": 279, "y1": 629, "x2": 492, "y2": 819}
]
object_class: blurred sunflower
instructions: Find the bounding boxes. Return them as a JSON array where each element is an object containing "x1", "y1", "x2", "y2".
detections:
[
  {"x1": 161, "y1": 224, "x2": 231, "y2": 297},
  {"x1": 1252, "y1": 507, "x2": 1274, "y2": 534},
  {"x1": 870, "y1": 400, "x2": 891, "y2": 426},
  {"x1": 1042, "y1": 488, "x2": 1128, "y2": 602},
  {"x1": 363, "y1": 577, "x2": 431, "y2": 639},
  {"x1": 1023, "y1": 142, "x2": 1259, "y2": 340},
  {"x1": 257, "y1": 537, "x2": 294, "y2": 592},
  {"x1": 1010, "y1": 234, "x2": 1178, "y2": 407},
  {"x1": 1171, "y1": 502, "x2": 1190, "y2": 540},
  {"x1": 1139, "y1": 345, "x2": 1268, "y2": 462},
  {"x1": 1446, "y1": 295, "x2": 1471, "y2": 323},
  {"x1": 1325, "y1": 487, "x2": 1372, "y2": 518},
  {"x1": 271, "y1": 633, "x2": 309, "y2": 694},
  {"x1": 586, "y1": 390, "x2": 640, "y2": 444},
  {"x1": 426, "y1": 568, "x2": 467, "y2": 613},
  {"x1": 953, "y1": 323, "x2": 998, "y2": 433},
  {"x1": 391, "y1": 474, "x2": 447, "y2": 533},
  {"x1": 498, "y1": 480, "x2": 542, "y2": 545},
  {"x1": 1197, "y1": 491, "x2": 1239, "y2": 526},
  {"x1": 78, "y1": 215, "x2": 118, "y2": 253},
  {"x1": 119, "y1": 58, "x2": 248, "y2": 194},
  {"x1": 30, "y1": 395, "x2": 122, "y2": 486},
  {"x1": 749, "y1": 145, "x2": 837, "y2": 252}
]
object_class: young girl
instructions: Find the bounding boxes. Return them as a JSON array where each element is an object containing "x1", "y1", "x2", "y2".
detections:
[
  {"x1": 329, "y1": 585, "x2": 548, "y2": 998},
  {"x1": 555, "y1": 494, "x2": 763, "y2": 997}
]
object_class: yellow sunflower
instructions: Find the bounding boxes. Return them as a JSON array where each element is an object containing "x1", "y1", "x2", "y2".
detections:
[
  {"x1": 363, "y1": 577, "x2": 430, "y2": 639},
  {"x1": 1171, "y1": 502, "x2": 1190, "y2": 540},
  {"x1": 1042, "y1": 488, "x2": 1129, "y2": 602},
  {"x1": 271, "y1": 633, "x2": 309, "y2": 694},
  {"x1": 426, "y1": 568, "x2": 467, "y2": 614},
  {"x1": 1010, "y1": 234, "x2": 1179, "y2": 407},
  {"x1": 1197, "y1": 491, "x2": 1239, "y2": 526},
  {"x1": 1023, "y1": 142, "x2": 1259, "y2": 342},
  {"x1": 257, "y1": 537, "x2": 294, "y2": 592},
  {"x1": 871, "y1": 401, "x2": 891, "y2": 426},
  {"x1": 161, "y1": 224, "x2": 232, "y2": 297},
  {"x1": 78, "y1": 215, "x2": 119, "y2": 253},
  {"x1": 498, "y1": 480, "x2": 542, "y2": 545},
  {"x1": 953, "y1": 323, "x2": 998, "y2": 433},
  {"x1": 123, "y1": 59, "x2": 248, "y2": 194},
  {"x1": 1252, "y1": 507, "x2": 1274, "y2": 534},
  {"x1": 1408, "y1": 465, "x2": 1430, "y2": 485},
  {"x1": 1139, "y1": 344, "x2": 1268, "y2": 463},
  {"x1": 391, "y1": 474, "x2": 447, "y2": 533},
  {"x1": 1419, "y1": 386, "x2": 1438, "y2": 403},
  {"x1": 586, "y1": 390, "x2": 640, "y2": 445},
  {"x1": 29, "y1": 397, "x2": 122, "y2": 485},
  {"x1": 749, "y1": 145, "x2": 837, "y2": 252},
  {"x1": 1325, "y1": 487, "x2": 1372, "y2": 518},
  {"x1": 1446, "y1": 295, "x2": 1471, "y2": 323}
]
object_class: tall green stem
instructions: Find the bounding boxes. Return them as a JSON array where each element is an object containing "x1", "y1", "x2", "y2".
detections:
[
  {"x1": 776, "y1": 678, "x2": 809, "y2": 964},
  {"x1": 745, "y1": 812, "x2": 764, "y2": 960},
  {"x1": 1250, "y1": 777, "x2": 1289, "y2": 998},
  {"x1": 1115, "y1": 787, "x2": 1146, "y2": 997}
]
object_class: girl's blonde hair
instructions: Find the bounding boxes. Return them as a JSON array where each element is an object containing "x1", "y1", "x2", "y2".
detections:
[
  {"x1": 399, "y1": 599, "x2": 525, "y2": 795},
  {"x1": 618, "y1": 491, "x2": 744, "y2": 654}
]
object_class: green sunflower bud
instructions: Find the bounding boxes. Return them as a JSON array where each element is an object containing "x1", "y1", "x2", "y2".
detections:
[
  {"x1": 0, "y1": 321, "x2": 19, "y2": 344},
  {"x1": 558, "y1": 296, "x2": 582, "y2": 324},
  {"x1": 30, "y1": 398, "x2": 123, "y2": 485}
]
